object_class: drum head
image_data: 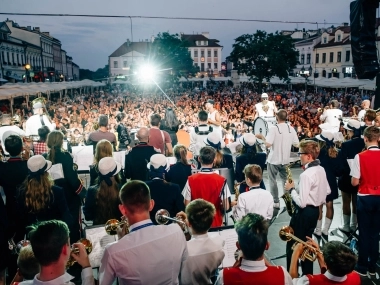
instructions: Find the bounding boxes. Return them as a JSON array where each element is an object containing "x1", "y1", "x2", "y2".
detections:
[{"x1": 253, "y1": 117, "x2": 268, "y2": 142}]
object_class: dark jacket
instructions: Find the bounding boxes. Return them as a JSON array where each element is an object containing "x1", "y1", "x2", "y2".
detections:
[
  {"x1": 338, "y1": 137, "x2": 365, "y2": 193},
  {"x1": 124, "y1": 143, "x2": 158, "y2": 181},
  {"x1": 145, "y1": 180, "x2": 185, "y2": 225},
  {"x1": 160, "y1": 121, "x2": 179, "y2": 146},
  {"x1": 83, "y1": 184, "x2": 121, "y2": 225},
  {"x1": 219, "y1": 153, "x2": 234, "y2": 169},
  {"x1": 235, "y1": 152, "x2": 267, "y2": 192},
  {"x1": 166, "y1": 162, "x2": 192, "y2": 190},
  {"x1": 116, "y1": 123, "x2": 131, "y2": 149}
]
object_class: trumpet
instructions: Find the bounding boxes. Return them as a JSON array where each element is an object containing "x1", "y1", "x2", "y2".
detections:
[
  {"x1": 281, "y1": 163, "x2": 296, "y2": 217},
  {"x1": 279, "y1": 226, "x2": 323, "y2": 262},
  {"x1": 317, "y1": 108, "x2": 324, "y2": 113},
  {"x1": 155, "y1": 209, "x2": 191, "y2": 241},
  {"x1": 66, "y1": 238, "x2": 92, "y2": 268},
  {"x1": 105, "y1": 217, "x2": 129, "y2": 236}
]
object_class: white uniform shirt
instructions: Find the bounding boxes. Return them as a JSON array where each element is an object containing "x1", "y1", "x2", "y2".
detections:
[
  {"x1": 319, "y1": 109, "x2": 343, "y2": 132},
  {"x1": 0, "y1": 126, "x2": 25, "y2": 155},
  {"x1": 292, "y1": 271, "x2": 350, "y2": 285},
  {"x1": 180, "y1": 233, "x2": 225, "y2": 285},
  {"x1": 188, "y1": 125, "x2": 211, "y2": 156},
  {"x1": 255, "y1": 101, "x2": 276, "y2": 117},
  {"x1": 357, "y1": 109, "x2": 366, "y2": 122},
  {"x1": 25, "y1": 114, "x2": 55, "y2": 136},
  {"x1": 99, "y1": 219, "x2": 188, "y2": 285},
  {"x1": 19, "y1": 268, "x2": 93, "y2": 285},
  {"x1": 291, "y1": 164, "x2": 331, "y2": 208},
  {"x1": 232, "y1": 187, "x2": 274, "y2": 221},
  {"x1": 215, "y1": 259, "x2": 293, "y2": 285},
  {"x1": 266, "y1": 123, "x2": 299, "y2": 165},
  {"x1": 208, "y1": 110, "x2": 222, "y2": 139}
]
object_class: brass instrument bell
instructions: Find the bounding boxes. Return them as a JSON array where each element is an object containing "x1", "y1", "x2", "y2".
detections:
[
  {"x1": 155, "y1": 209, "x2": 191, "y2": 241},
  {"x1": 281, "y1": 163, "x2": 296, "y2": 216},
  {"x1": 66, "y1": 238, "x2": 92, "y2": 268},
  {"x1": 105, "y1": 217, "x2": 129, "y2": 236}
]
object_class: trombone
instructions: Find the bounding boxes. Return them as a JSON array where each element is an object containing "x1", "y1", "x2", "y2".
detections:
[
  {"x1": 105, "y1": 217, "x2": 129, "y2": 236},
  {"x1": 279, "y1": 226, "x2": 323, "y2": 262},
  {"x1": 66, "y1": 238, "x2": 92, "y2": 268},
  {"x1": 155, "y1": 209, "x2": 191, "y2": 241}
]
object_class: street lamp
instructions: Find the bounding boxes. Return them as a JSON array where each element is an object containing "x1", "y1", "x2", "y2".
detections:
[{"x1": 25, "y1": 64, "x2": 31, "y2": 83}]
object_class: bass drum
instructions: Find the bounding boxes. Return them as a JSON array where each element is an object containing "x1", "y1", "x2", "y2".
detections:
[{"x1": 253, "y1": 117, "x2": 269, "y2": 142}]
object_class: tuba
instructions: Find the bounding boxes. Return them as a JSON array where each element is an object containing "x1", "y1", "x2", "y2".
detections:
[
  {"x1": 281, "y1": 163, "x2": 296, "y2": 216},
  {"x1": 105, "y1": 217, "x2": 129, "y2": 237},
  {"x1": 155, "y1": 209, "x2": 191, "y2": 241},
  {"x1": 66, "y1": 238, "x2": 92, "y2": 268},
  {"x1": 279, "y1": 226, "x2": 323, "y2": 262}
]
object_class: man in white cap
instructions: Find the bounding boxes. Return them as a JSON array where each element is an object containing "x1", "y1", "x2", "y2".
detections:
[
  {"x1": 0, "y1": 115, "x2": 25, "y2": 156},
  {"x1": 318, "y1": 100, "x2": 342, "y2": 133},
  {"x1": 25, "y1": 101, "x2": 55, "y2": 138},
  {"x1": 254, "y1": 93, "x2": 277, "y2": 118}
]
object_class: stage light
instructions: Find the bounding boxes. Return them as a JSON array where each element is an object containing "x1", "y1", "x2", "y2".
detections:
[{"x1": 137, "y1": 64, "x2": 156, "y2": 81}]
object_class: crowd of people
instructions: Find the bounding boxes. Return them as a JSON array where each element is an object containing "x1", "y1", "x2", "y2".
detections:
[{"x1": 0, "y1": 84, "x2": 379, "y2": 285}]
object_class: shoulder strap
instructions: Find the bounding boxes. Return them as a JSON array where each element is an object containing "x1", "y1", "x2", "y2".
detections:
[{"x1": 39, "y1": 115, "x2": 45, "y2": 126}]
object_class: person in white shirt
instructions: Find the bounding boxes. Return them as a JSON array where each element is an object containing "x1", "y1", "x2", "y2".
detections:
[
  {"x1": 25, "y1": 101, "x2": 55, "y2": 138},
  {"x1": 215, "y1": 213, "x2": 293, "y2": 285},
  {"x1": 0, "y1": 116, "x2": 25, "y2": 156},
  {"x1": 99, "y1": 180, "x2": 188, "y2": 285},
  {"x1": 188, "y1": 110, "x2": 213, "y2": 157},
  {"x1": 232, "y1": 164, "x2": 274, "y2": 221},
  {"x1": 318, "y1": 100, "x2": 343, "y2": 132},
  {"x1": 256, "y1": 109, "x2": 299, "y2": 209},
  {"x1": 254, "y1": 93, "x2": 277, "y2": 118},
  {"x1": 284, "y1": 140, "x2": 331, "y2": 275},
  {"x1": 290, "y1": 239, "x2": 360, "y2": 285},
  {"x1": 357, "y1": 99, "x2": 370, "y2": 122},
  {"x1": 19, "y1": 220, "x2": 94, "y2": 285},
  {"x1": 205, "y1": 99, "x2": 222, "y2": 139},
  {"x1": 177, "y1": 199, "x2": 224, "y2": 285}
]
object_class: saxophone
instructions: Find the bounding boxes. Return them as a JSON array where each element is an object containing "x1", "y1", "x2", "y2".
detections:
[
  {"x1": 234, "y1": 181, "x2": 245, "y2": 201},
  {"x1": 281, "y1": 163, "x2": 296, "y2": 216}
]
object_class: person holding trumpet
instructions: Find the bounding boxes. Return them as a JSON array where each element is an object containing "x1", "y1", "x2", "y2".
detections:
[
  {"x1": 22, "y1": 220, "x2": 94, "y2": 285},
  {"x1": 284, "y1": 140, "x2": 331, "y2": 275},
  {"x1": 290, "y1": 238, "x2": 360, "y2": 284}
]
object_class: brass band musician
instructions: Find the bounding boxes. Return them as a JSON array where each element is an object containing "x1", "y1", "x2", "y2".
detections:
[{"x1": 25, "y1": 99, "x2": 55, "y2": 139}]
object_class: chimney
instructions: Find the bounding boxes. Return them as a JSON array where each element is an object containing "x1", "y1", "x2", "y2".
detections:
[
  {"x1": 34, "y1": 27, "x2": 40, "y2": 32},
  {"x1": 202, "y1": 32, "x2": 209, "y2": 39},
  {"x1": 343, "y1": 22, "x2": 349, "y2": 27},
  {"x1": 151, "y1": 35, "x2": 155, "y2": 42},
  {"x1": 27, "y1": 26, "x2": 31, "y2": 31}
]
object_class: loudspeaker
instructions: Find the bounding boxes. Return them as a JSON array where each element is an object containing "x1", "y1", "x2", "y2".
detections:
[
  {"x1": 375, "y1": 75, "x2": 380, "y2": 110},
  {"x1": 350, "y1": 0, "x2": 379, "y2": 79}
]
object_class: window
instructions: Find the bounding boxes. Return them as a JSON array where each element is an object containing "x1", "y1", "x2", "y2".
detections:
[
  {"x1": 207, "y1": 63, "x2": 211, "y2": 69},
  {"x1": 201, "y1": 63, "x2": 204, "y2": 72},
  {"x1": 114, "y1": 61, "x2": 118, "y2": 68},
  {"x1": 316, "y1": 53, "x2": 319, "y2": 64},
  {"x1": 123, "y1": 61, "x2": 127, "y2": 68},
  {"x1": 337, "y1": 52, "x2": 341, "y2": 62},
  {"x1": 12, "y1": 53, "x2": 15, "y2": 65},
  {"x1": 300, "y1": 54, "x2": 305, "y2": 64},
  {"x1": 201, "y1": 50, "x2": 205, "y2": 57},
  {"x1": 6, "y1": 52, "x2": 9, "y2": 64},
  {"x1": 21, "y1": 55, "x2": 24, "y2": 65},
  {"x1": 337, "y1": 34, "x2": 341, "y2": 42},
  {"x1": 214, "y1": 63, "x2": 218, "y2": 69},
  {"x1": 214, "y1": 50, "x2": 218, "y2": 57},
  {"x1": 306, "y1": 54, "x2": 311, "y2": 64},
  {"x1": 1, "y1": 51, "x2": 5, "y2": 63},
  {"x1": 194, "y1": 50, "x2": 198, "y2": 57},
  {"x1": 329, "y1": 52, "x2": 334, "y2": 63},
  {"x1": 322, "y1": 53, "x2": 326, "y2": 63},
  {"x1": 17, "y1": 54, "x2": 19, "y2": 65},
  {"x1": 207, "y1": 50, "x2": 211, "y2": 57},
  {"x1": 201, "y1": 41, "x2": 204, "y2": 45},
  {"x1": 323, "y1": 37, "x2": 327, "y2": 44},
  {"x1": 345, "y1": 50, "x2": 350, "y2": 62}
]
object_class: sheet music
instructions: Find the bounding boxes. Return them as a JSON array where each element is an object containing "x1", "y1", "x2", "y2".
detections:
[
  {"x1": 166, "y1": 157, "x2": 176, "y2": 166},
  {"x1": 85, "y1": 226, "x2": 117, "y2": 268},
  {"x1": 47, "y1": 163, "x2": 64, "y2": 180},
  {"x1": 219, "y1": 228, "x2": 238, "y2": 268},
  {"x1": 72, "y1": 146, "x2": 93, "y2": 171},
  {"x1": 113, "y1": 151, "x2": 126, "y2": 169}
]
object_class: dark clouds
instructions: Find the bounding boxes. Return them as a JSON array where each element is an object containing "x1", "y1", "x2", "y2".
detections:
[{"x1": 2, "y1": 0, "x2": 352, "y2": 70}]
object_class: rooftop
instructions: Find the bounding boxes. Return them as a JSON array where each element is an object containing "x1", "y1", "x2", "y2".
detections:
[{"x1": 109, "y1": 41, "x2": 152, "y2": 57}]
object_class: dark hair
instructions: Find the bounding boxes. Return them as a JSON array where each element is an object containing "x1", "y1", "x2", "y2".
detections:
[
  {"x1": 28, "y1": 220, "x2": 69, "y2": 266},
  {"x1": 363, "y1": 126, "x2": 380, "y2": 142},
  {"x1": 323, "y1": 241, "x2": 357, "y2": 277},
  {"x1": 235, "y1": 213, "x2": 268, "y2": 260},
  {"x1": 98, "y1": 115, "x2": 108, "y2": 127},
  {"x1": 174, "y1": 144, "x2": 189, "y2": 165},
  {"x1": 38, "y1": 126, "x2": 50, "y2": 142},
  {"x1": 240, "y1": 145, "x2": 257, "y2": 158},
  {"x1": 364, "y1": 109, "x2": 376, "y2": 122},
  {"x1": 243, "y1": 164, "x2": 262, "y2": 184},
  {"x1": 17, "y1": 245, "x2": 40, "y2": 280},
  {"x1": 95, "y1": 174, "x2": 121, "y2": 225},
  {"x1": 4, "y1": 135, "x2": 23, "y2": 156},
  {"x1": 276, "y1": 109, "x2": 287, "y2": 121},
  {"x1": 186, "y1": 199, "x2": 215, "y2": 233},
  {"x1": 116, "y1": 113, "x2": 126, "y2": 123},
  {"x1": 119, "y1": 180, "x2": 151, "y2": 214},
  {"x1": 150, "y1": 114, "x2": 161, "y2": 127},
  {"x1": 199, "y1": 146, "x2": 216, "y2": 165},
  {"x1": 198, "y1": 110, "x2": 208, "y2": 122},
  {"x1": 163, "y1": 108, "x2": 179, "y2": 129}
]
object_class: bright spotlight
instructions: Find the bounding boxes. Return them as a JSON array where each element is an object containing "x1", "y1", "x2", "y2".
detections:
[{"x1": 137, "y1": 64, "x2": 156, "y2": 81}]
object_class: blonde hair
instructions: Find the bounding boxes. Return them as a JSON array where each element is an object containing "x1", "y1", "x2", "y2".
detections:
[
  {"x1": 94, "y1": 140, "x2": 113, "y2": 164},
  {"x1": 17, "y1": 245, "x2": 40, "y2": 280},
  {"x1": 214, "y1": 149, "x2": 224, "y2": 168},
  {"x1": 299, "y1": 140, "x2": 320, "y2": 160},
  {"x1": 46, "y1": 131, "x2": 64, "y2": 164},
  {"x1": 24, "y1": 172, "x2": 53, "y2": 213},
  {"x1": 318, "y1": 141, "x2": 338, "y2": 158}
]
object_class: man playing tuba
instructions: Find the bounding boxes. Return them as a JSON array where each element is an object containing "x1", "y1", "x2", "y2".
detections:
[{"x1": 25, "y1": 98, "x2": 55, "y2": 140}]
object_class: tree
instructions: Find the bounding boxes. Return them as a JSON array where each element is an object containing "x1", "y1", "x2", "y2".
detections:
[
  {"x1": 151, "y1": 32, "x2": 199, "y2": 82},
  {"x1": 228, "y1": 30, "x2": 299, "y2": 92},
  {"x1": 79, "y1": 65, "x2": 109, "y2": 81}
]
